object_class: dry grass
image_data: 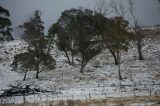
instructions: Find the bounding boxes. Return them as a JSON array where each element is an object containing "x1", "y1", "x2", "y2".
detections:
[{"x1": 3, "y1": 96, "x2": 160, "y2": 106}]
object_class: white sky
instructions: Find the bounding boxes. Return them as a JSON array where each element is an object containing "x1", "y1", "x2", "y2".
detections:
[{"x1": 1, "y1": 0, "x2": 160, "y2": 38}]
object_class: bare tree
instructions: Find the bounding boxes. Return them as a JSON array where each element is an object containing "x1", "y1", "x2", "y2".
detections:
[
  {"x1": 110, "y1": 0, "x2": 126, "y2": 18},
  {"x1": 128, "y1": 0, "x2": 144, "y2": 60}
]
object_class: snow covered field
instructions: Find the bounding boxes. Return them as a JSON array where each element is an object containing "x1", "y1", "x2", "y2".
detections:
[{"x1": 0, "y1": 35, "x2": 160, "y2": 105}]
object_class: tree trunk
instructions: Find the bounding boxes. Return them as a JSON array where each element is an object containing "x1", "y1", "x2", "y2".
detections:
[
  {"x1": 23, "y1": 69, "x2": 28, "y2": 81},
  {"x1": 109, "y1": 48, "x2": 118, "y2": 65},
  {"x1": 64, "y1": 50, "x2": 71, "y2": 65},
  {"x1": 137, "y1": 40, "x2": 144, "y2": 60},
  {"x1": 118, "y1": 63, "x2": 122, "y2": 80},
  {"x1": 80, "y1": 57, "x2": 85, "y2": 74},
  {"x1": 138, "y1": 49, "x2": 143, "y2": 60},
  {"x1": 71, "y1": 52, "x2": 74, "y2": 66},
  {"x1": 80, "y1": 65, "x2": 85, "y2": 74},
  {"x1": 117, "y1": 50, "x2": 122, "y2": 80},
  {"x1": 36, "y1": 64, "x2": 39, "y2": 79},
  {"x1": 71, "y1": 40, "x2": 75, "y2": 66}
]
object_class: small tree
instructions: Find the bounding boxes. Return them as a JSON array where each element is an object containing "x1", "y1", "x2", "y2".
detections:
[
  {"x1": 11, "y1": 52, "x2": 36, "y2": 81},
  {"x1": 94, "y1": 14, "x2": 120, "y2": 65},
  {"x1": 0, "y1": 6, "x2": 14, "y2": 41},
  {"x1": 16, "y1": 10, "x2": 56, "y2": 79},
  {"x1": 11, "y1": 51, "x2": 56, "y2": 81},
  {"x1": 101, "y1": 16, "x2": 133, "y2": 80}
]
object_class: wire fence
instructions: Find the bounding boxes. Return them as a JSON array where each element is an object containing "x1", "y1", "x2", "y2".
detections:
[{"x1": 0, "y1": 80, "x2": 160, "y2": 104}]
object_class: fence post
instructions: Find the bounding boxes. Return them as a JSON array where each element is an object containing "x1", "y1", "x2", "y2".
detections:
[
  {"x1": 72, "y1": 94, "x2": 73, "y2": 100},
  {"x1": 89, "y1": 93, "x2": 91, "y2": 98},
  {"x1": 152, "y1": 80, "x2": 154, "y2": 87},
  {"x1": 133, "y1": 89, "x2": 136, "y2": 97},
  {"x1": 150, "y1": 90, "x2": 151, "y2": 96}
]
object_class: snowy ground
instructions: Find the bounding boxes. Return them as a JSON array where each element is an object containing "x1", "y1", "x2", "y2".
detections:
[{"x1": 0, "y1": 35, "x2": 160, "y2": 104}]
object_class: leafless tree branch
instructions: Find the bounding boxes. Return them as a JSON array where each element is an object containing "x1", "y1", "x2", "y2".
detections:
[
  {"x1": 110, "y1": 0, "x2": 126, "y2": 18},
  {"x1": 94, "y1": 0, "x2": 111, "y2": 16}
]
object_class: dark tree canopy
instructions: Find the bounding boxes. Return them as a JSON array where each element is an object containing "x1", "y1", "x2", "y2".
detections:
[
  {"x1": 68, "y1": 9, "x2": 103, "y2": 73},
  {"x1": 49, "y1": 8, "x2": 103, "y2": 73},
  {"x1": 0, "y1": 6, "x2": 13, "y2": 41},
  {"x1": 94, "y1": 14, "x2": 134, "y2": 80},
  {"x1": 48, "y1": 9, "x2": 81, "y2": 66},
  {"x1": 11, "y1": 51, "x2": 56, "y2": 81},
  {"x1": 21, "y1": 10, "x2": 44, "y2": 44}
]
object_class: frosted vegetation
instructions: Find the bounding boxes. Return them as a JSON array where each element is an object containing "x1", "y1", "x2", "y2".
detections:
[
  {"x1": 0, "y1": 0, "x2": 160, "y2": 106},
  {"x1": 0, "y1": 34, "x2": 160, "y2": 105}
]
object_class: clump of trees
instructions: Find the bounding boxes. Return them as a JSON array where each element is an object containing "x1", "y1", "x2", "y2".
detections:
[
  {"x1": 9, "y1": 1, "x2": 149, "y2": 81},
  {"x1": 49, "y1": 7, "x2": 134, "y2": 78},
  {"x1": 11, "y1": 10, "x2": 56, "y2": 80},
  {"x1": 49, "y1": 8, "x2": 103, "y2": 73},
  {"x1": 0, "y1": 6, "x2": 14, "y2": 41}
]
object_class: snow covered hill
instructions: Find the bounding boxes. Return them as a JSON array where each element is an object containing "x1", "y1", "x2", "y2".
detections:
[{"x1": 0, "y1": 35, "x2": 160, "y2": 104}]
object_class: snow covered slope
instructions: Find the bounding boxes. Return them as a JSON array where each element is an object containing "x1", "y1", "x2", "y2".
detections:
[{"x1": 0, "y1": 35, "x2": 160, "y2": 104}]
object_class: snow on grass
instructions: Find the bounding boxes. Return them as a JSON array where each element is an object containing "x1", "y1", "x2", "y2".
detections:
[
  {"x1": 0, "y1": 40, "x2": 27, "y2": 94},
  {"x1": 0, "y1": 35, "x2": 160, "y2": 104}
]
